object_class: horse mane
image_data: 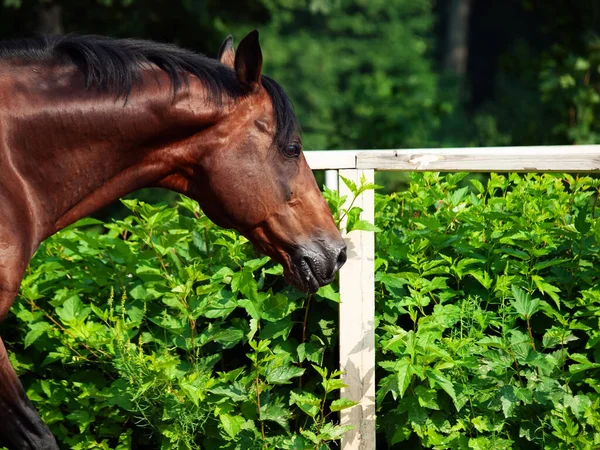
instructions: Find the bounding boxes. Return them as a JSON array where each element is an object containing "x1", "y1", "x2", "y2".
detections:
[{"x1": 0, "y1": 34, "x2": 298, "y2": 147}]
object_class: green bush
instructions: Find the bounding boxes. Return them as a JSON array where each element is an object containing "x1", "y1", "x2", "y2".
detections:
[
  {"x1": 5, "y1": 197, "x2": 355, "y2": 449},
  {"x1": 376, "y1": 172, "x2": 600, "y2": 449},
  {"x1": 5, "y1": 172, "x2": 600, "y2": 449}
]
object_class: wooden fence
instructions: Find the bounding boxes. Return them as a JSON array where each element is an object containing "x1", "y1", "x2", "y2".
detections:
[{"x1": 303, "y1": 145, "x2": 600, "y2": 450}]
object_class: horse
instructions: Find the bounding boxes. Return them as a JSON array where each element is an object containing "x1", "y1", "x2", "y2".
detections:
[{"x1": 0, "y1": 30, "x2": 346, "y2": 449}]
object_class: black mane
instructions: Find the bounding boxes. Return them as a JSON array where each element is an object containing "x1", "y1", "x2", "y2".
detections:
[{"x1": 0, "y1": 34, "x2": 298, "y2": 147}]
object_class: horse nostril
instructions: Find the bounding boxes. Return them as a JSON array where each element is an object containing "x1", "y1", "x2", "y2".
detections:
[{"x1": 335, "y1": 244, "x2": 347, "y2": 272}]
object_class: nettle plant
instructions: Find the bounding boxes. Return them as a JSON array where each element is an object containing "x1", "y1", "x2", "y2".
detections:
[
  {"x1": 375, "y1": 172, "x2": 600, "y2": 449},
  {"x1": 5, "y1": 185, "x2": 370, "y2": 449},
  {"x1": 6, "y1": 171, "x2": 600, "y2": 449}
]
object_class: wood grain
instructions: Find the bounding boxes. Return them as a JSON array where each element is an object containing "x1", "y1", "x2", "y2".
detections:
[{"x1": 339, "y1": 169, "x2": 376, "y2": 450}]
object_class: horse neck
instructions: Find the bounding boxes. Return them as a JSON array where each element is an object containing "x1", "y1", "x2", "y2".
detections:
[{"x1": 2, "y1": 67, "x2": 226, "y2": 245}]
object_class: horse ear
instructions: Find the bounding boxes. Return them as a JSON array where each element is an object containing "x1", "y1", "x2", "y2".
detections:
[
  {"x1": 217, "y1": 35, "x2": 235, "y2": 69},
  {"x1": 235, "y1": 30, "x2": 262, "y2": 93}
]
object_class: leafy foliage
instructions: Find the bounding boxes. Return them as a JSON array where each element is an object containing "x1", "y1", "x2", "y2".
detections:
[
  {"x1": 376, "y1": 172, "x2": 600, "y2": 449},
  {"x1": 4, "y1": 196, "x2": 356, "y2": 449},
  {"x1": 539, "y1": 36, "x2": 600, "y2": 144},
  {"x1": 6, "y1": 172, "x2": 600, "y2": 449},
  {"x1": 323, "y1": 173, "x2": 382, "y2": 233}
]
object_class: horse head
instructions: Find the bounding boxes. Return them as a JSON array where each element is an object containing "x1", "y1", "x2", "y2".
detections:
[{"x1": 179, "y1": 31, "x2": 347, "y2": 292}]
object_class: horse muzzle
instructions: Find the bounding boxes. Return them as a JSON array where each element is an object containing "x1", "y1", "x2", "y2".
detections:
[{"x1": 285, "y1": 239, "x2": 347, "y2": 292}]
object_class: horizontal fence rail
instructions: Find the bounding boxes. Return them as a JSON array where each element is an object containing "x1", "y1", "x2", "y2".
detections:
[
  {"x1": 305, "y1": 145, "x2": 600, "y2": 171},
  {"x1": 304, "y1": 145, "x2": 600, "y2": 450}
]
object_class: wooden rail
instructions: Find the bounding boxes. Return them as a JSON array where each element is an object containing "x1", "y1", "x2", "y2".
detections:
[{"x1": 304, "y1": 145, "x2": 600, "y2": 450}]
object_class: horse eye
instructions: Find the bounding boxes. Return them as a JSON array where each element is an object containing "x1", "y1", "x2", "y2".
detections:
[{"x1": 282, "y1": 144, "x2": 301, "y2": 158}]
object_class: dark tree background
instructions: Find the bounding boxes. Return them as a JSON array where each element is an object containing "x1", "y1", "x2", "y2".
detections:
[{"x1": 2, "y1": 0, "x2": 599, "y2": 194}]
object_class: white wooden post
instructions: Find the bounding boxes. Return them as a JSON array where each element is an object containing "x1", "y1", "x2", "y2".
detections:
[
  {"x1": 338, "y1": 169, "x2": 376, "y2": 450},
  {"x1": 325, "y1": 169, "x2": 339, "y2": 191}
]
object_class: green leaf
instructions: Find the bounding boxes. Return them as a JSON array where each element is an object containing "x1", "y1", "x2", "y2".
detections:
[
  {"x1": 290, "y1": 391, "x2": 320, "y2": 418},
  {"x1": 468, "y1": 270, "x2": 493, "y2": 290},
  {"x1": 407, "y1": 401, "x2": 428, "y2": 425},
  {"x1": 261, "y1": 293, "x2": 289, "y2": 322},
  {"x1": 471, "y1": 416, "x2": 490, "y2": 432},
  {"x1": 339, "y1": 175, "x2": 358, "y2": 195},
  {"x1": 470, "y1": 179, "x2": 485, "y2": 194},
  {"x1": 322, "y1": 376, "x2": 347, "y2": 394},
  {"x1": 569, "y1": 353, "x2": 600, "y2": 374},
  {"x1": 565, "y1": 394, "x2": 592, "y2": 420},
  {"x1": 55, "y1": 295, "x2": 91, "y2": 324},
  {"x1": 316, "y1": 284, "x2": 340, "y2": 302},
  {"x1": 499, "y1": 386, "x2": 519, "y2": 418},
  {"x1": 259, "y1": 398, "x2": 291, "y2": 431},
  {"x1": 575, "y1": 203, "x2": 591, "y2": 233},
  {"x1": 427, "y1": 369, "x2": 458, "y2": 410},
  {"x1": 574, "y1": 57, "x2": 591, "y2": 71},
  {"x1": 317, "y1": 422, "x2": 355, "y2": 441},
  {"x1": 395, "y1": 358, "x2": 414, "y2": 398},
  {"x1": 201, "y1": 290, "x2": 237, "y2": 319},
  {"x1": 542, "y1": 326, "x2": 578, "y2": 348},
  {"x1": 65, "y1": 217, "x2": 105, "y2": 229},
  {"x1": 219, "y1": 414, "x2": 246, "y2": 439},
  {"x1": 90, "y1": 304, "x2": 108, "y2": 321},
  {"x1": 300, "y1": 429, "x2": 319, "y2": 444},
  {"x1": 65, "y1": 409, "x2": 94, "y2": 433},
  {"x1": 414, "y1": 385, "x2": 440, "y2": 410},
  {"x1": 531, "y1": 275, "x2": 561, "y2": 309},
  {"x1": 448, "y1": 186, "x2": 469, "y2": 205},
  {"x1": 330, "y1": 398, "x2": 358, "y2": 412},
  {"x1": 348, "y1": 219, "x2": 381, "y2": 233},
  {"x1": 260, "y1": 317, "x2": 292, "y2": 340},
  {"x1": 297, "y1": 339, "x2": 325, "y2": 365},
  {"x1": 238, "y1": 298, "x2": 262, "y2": 321},
  {"x1": 24, "y1": 322, "x2": 52, "y2": 348},
  {"x1": 244, "y1": 256, "x2": 270, "y2": 272},
  {"x1": 209, "y1": 383, "x2": 247, "y2": 402},
  {"x1": 212, "y1": 327, "x2": 245, "y2": 347},
  {"x1": 266, "y1": 365, "x2": 305, "y2": 384},
  {"x1": 129, "y1": 285, "x2": 148, "y2": 301},
  {"x1": 390, "y1": 425, "x2": 412, "y2": 444},
  {"x1": 231, "y1": 269, "x2": 256, "y2": 298},
  {"x1": 511, "y1": 285, "x2": 540, "y2": 318}
]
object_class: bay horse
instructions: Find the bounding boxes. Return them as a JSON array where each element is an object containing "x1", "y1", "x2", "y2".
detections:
[{"x1": 0, "y1": 31, "x2": 346, "y2": 449}]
